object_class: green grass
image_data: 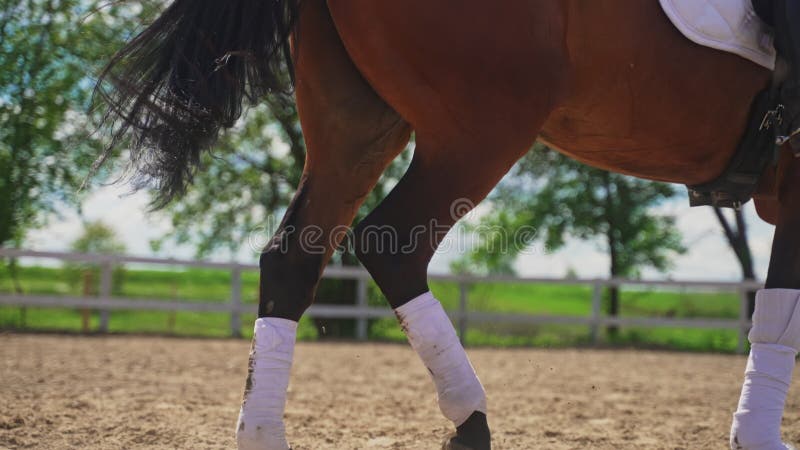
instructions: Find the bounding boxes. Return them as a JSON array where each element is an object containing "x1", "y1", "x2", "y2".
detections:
[{"x1": 0, "y1": 264, "x2": 746, "y2": 353}]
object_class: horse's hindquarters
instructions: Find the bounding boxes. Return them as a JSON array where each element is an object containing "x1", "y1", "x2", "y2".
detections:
[{"x1": 327, "y1": 0, "x2": 570, "y2": 151}]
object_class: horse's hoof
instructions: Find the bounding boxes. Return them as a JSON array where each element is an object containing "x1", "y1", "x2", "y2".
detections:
[
  {"x1": 443, "y1": 411, "x2": 491, "y2": 450},
  {"x1": 442, "y1": 433, "x2": 491, "y2": 450},
  {"x1": 442, "y1": 434, "x2": 477, "y2": 450}
]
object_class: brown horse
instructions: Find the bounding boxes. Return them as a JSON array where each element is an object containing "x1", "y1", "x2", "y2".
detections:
[{"x1": 96, "y1": 0, "x2": 800, "y2": 448}]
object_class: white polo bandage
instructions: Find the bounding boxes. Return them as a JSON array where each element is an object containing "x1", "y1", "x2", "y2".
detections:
[
  {"x1": 236, "y1": 317, "x2": 297, "y2": 450},
  {"x1": 731, "y1": 289, "x2": 800, "y2": 450},
  {"x1": 395, "y1": 291, "x2": 487, "y2": 426}
]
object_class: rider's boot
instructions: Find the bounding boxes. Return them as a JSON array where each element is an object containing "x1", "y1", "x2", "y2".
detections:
[{"x1": 773, "y1": 0, "x2": 800, "y2": 152}]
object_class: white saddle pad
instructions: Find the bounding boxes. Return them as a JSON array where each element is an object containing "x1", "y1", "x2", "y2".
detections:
[{"x1": 660, "y1": 0, "x2": 776, "y2": 70}]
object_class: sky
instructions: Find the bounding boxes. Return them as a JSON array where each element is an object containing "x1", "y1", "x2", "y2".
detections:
[{"x1": 24, "y1": 181, "x2": 776, "y2": 282}]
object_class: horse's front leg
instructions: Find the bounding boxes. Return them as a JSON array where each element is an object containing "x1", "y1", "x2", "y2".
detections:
[
  {"x1": 234, "y1": 2, "x2": 411, "y2": 449},
  {"x1": 731, "y1": 151, "x2": 800, "y2": 450}
]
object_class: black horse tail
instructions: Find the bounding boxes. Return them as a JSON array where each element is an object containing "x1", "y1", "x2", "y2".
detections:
[{"x1": 93, "y1": 0, "x2": 299, "y2": 207}]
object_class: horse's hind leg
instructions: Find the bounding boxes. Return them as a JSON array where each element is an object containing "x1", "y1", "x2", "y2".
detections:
[
  {"x1": 235, "y1": 1, "x2": 410, "y2": 448},
  {"x1": 730, "y1": 152, "x2": 800, "y2": 450},
  {"x1": 353, "y1": 131, "x2": 543, "y2": 450}
]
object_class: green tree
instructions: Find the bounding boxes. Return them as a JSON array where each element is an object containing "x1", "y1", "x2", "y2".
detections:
[
  {"x1": 713, "y1": 207, "x2": 757, "y2": 317},
  {"x1": 66, "y1": 221, "x2": 126, "y2": 295},
  {"x1": 457, "y1": 144, "x2": 686, "y2": 335},
  {"x1": 0, "y1": 0, "x2": 159, "y2": 249},
  {"x1": 71, "y1": 221, "x2": 126, "y2": 255}
]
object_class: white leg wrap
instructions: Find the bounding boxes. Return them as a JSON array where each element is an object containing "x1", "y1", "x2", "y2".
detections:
[
  {"x1": 236, "y1": 318, "x2": 297, "y2": 450},
  {"x1": 731, "y1": 289, "x2": 800, "y2": 450},
  {"x1": 395, "y1": 291, "x2": 487, "y2": 427}
]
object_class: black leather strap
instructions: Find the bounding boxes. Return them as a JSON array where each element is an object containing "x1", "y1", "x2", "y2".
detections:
[{"x1": 687, "y1": 88, "x2": 780, "y2": 209}]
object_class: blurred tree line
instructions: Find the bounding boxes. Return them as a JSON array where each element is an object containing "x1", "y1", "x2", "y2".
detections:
[
  {"x1": 0, "y1": 0, "x2": 159, "y2": 293},
  {"x1": 1, "y1": 1, "x2": 759, "y2": 338},
  {"x1": 0, "y1": 0, "x2": 162, "y2": 249}
]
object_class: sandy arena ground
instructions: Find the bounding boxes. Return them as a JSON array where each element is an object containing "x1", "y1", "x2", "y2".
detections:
[{"x1": 2, "y1": 333, "x2": 800, "y2": 450}]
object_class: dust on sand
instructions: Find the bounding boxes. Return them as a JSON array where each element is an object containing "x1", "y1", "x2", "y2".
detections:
[{"x1": 2, "y1": 333, "x2": 799, "y2": 449}]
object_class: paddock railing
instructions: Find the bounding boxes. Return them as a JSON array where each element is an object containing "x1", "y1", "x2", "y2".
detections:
[{"x1": 0, "y1": 249, "x2": 762, "y2": 353}]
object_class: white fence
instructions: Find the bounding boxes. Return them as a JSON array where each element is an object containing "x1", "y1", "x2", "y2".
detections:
[{"x1": 0, "y1": 249, "x2": 762, "y2": 352}]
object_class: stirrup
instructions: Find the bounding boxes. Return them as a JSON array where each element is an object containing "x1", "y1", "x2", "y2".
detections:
[
  {"x1": 760, "y1": 103, "x2": 800, "y2": 156},
  {"x1": 776, "y1": 127, "x2": 800, "y2": 155}
]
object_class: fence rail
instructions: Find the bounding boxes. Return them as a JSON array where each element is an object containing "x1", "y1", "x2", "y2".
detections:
[{"x1": 0, "y1": 249, "x2": 762, "y2": 352}]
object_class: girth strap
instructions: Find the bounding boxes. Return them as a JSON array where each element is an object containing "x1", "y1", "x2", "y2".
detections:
[{"x1": 687, "y1": 88, "x2": 781, "y2": 209}]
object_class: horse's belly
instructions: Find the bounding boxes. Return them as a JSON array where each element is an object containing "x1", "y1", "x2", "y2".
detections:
[
  {"x1": 539, "y1": 0, "x2": 770, "y2": 185},
  {"x1": 539, "y1": 105, "x2": 737, "y2": 185}
]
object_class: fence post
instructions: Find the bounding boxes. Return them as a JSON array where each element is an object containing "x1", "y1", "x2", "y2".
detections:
[
  {"x1": 81, "y1": 270, "x2": 93, "y2": 333},
  {"x1": 738, "y1": 287, "x2": 750, "y2": 354},
  {"x1": 356, "y1": 277, "x2": 368, "y2": 341},
  {"x1": 230, "y1": 265, "x2": 242, "y2": 338},
  {"x1": 458, "y1": 282, "x2": 469, "y2": 345},
  {"x1": 98, "y1": 261, "x2": 112, "y2": 333},
  {"x1": 590, "y1": 281, "x2": 603, "y2": 344}
]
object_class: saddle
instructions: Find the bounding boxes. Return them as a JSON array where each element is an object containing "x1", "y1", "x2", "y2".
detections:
[{"x1": 661, "y1": 0, "x2": 800, "y2": 209}]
